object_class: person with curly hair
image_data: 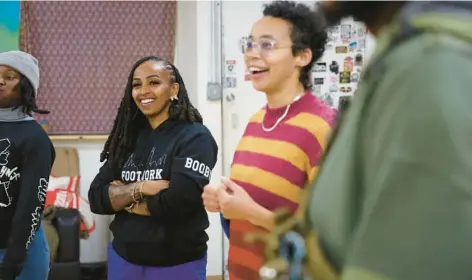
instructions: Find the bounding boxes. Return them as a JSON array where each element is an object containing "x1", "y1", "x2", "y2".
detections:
[
  {"x1": 88, "y1": 56, "x2": 218, "y2": 280},
  {"x1": 0, "y1": 51, "x2": 55, "y2": 280},
  {"x1": 202, "y1": 1, "x2": 336, "y2": 279}
]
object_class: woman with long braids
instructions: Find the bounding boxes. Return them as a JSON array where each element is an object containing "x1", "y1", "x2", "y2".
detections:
[
  {"x1": 88, "y1": 56, "x2": 218, "y2": 280},
  {"x1": 0, "y1": 51, "x2": 55, "y2": 280}
]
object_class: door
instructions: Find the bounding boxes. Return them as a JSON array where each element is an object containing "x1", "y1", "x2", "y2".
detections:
[
  {"x1": 221, "y1": 1, "x2": 267, "y2": 278},
  {"x1": 221, "y1": 1, "x2": 268, "y2": 178}
]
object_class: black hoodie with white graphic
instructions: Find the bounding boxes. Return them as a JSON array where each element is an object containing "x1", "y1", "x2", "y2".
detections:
[
  {"x1": 0, "y1": 119, "x2": 55, "y2": 280},
  {"x1": 88, "y1": 119, "x2": 218, "y2": 266}
]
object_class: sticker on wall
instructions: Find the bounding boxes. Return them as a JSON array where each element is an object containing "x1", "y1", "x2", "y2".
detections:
[
  {"x1": 349, "y1": 41, "x2": 357, "y2": 52},
  {"x1": 223, "y1": 77, "x2": 237, "y2": 88},
  {"x1": 355, "y1": 53, "x2": 363, "y2": 66},
  {"x1": 225, "y1": 60, "x2": 236, "y2": 76},
  {"x1": 340, "y1": 24, "x2": 351, "y2": 43},
  {"x1": 324, "y1": 93, "x2": 334, "y2": 107},
  {"x1": 350, "y1": 27, "x2": 357, "y2": 39},
  {"x1": 351, "y1": 72, "x2": 360, "y2": 83},
  {"x1": 340, "y1": 86, "x2": 352, "y2": 93},
  {"x1": 358, "y1": 38, "x2": 366, "y2": 49},
  {"x1": 335, "y1": 46, "x2": 348, "y2": 54},
  {"x1": 343, "y1": 57, "x2": 354, "y2": 72},
  {"x1": 338, "y1": 96, "x2": 351, "y2": 110},
  {"x1": 329, "y1": 76, "x2": 338, "y2": 83},
  {"x1": 325, "y1": 43, "x2": 334, "y2": 52},
  {"x1": 327, "y1": 35, "x2": 336, "y2": 43},
  {"x1": 329, "y1": 84, "x2": 338, "y2": 92},
  {"x1": 329, "y1": 61, "x2": 339, "y2": 74},
  {"x1": 314, "y1": 77, "x2": 324, "y2": 85},
  {"x1": 239, "y1": 37, "x2": 248, "y2": 53},
  {"x1": 313, "y1": 85, "x2": 322, "y2": 94},
  {"x1": 343, "y1": 62, "x2": 353, "y2": 72},
  {"x1": 339, "y1": 71, "x2": 351, "y2": 84},
  {"x1": 328, "y1": 26, "x2": 340, "y2": 34},
  {"x1": 313, "y1": 62, "x2": 327, "y2": 72},
  {"x1": 318, "y1": 92, "x2": 334, "y2": 107},
  {"x1": 357, "y1": 26, "x2": 367, "y2": 38}
]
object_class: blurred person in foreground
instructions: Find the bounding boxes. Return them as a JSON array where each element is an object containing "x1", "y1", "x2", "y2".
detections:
[{"x1": 297, "y1": 1, "x2": 472, "y2": 280}]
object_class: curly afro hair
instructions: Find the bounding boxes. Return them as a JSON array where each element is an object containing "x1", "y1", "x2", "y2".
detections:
[{"x1": 263, "y1": 1, "x2": 327, "y2": 90}]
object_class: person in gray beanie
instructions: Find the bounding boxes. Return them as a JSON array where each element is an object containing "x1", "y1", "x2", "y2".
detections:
[
  {"x1": 0, "y1": 50, "x2": 48, "y2": 118},
  {"x1": 0, "y1": 50, "x2": 55, "y2": 280}
]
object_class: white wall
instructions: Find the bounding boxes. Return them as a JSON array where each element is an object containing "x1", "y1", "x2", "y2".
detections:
[{"x1": 175, "y1": 0, "x2": 225, "y2": 276}]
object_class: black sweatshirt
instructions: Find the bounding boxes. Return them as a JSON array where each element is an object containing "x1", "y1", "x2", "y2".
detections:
[
  {"x1": 0, "y1": 121, "x2": 55, "y2": 280},
  {"x1": 88, "y1": 120, "x2": 218, "y2": 266}
]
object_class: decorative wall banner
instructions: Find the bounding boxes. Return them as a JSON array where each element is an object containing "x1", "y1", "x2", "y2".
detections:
[
  {"x1": 0, "y1": 1, "x2": 20, "y2": 51},
  {"x1": 19, "y1": 1, "x2": 177, "y2": 135}
]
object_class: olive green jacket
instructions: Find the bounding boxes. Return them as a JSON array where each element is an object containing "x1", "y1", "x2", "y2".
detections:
[{"x1": 310, "y1": 2, "x2": 472, "y2": 280}]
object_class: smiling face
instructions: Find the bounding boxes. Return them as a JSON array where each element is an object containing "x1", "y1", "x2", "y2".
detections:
[
  {"x1": 131, "y1": 60, "x2": 179, "y2": 120},
  {"x1": 0, "y1": 65, "x2": 21, "y2": 108},
  {"x1": 244, "y1": 16, "x2": 310, "y2": 94}
]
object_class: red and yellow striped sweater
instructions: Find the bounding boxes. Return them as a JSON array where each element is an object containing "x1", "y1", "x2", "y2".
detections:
[{"x1": 228, "y1": 93, "x2": 336, "y2": 280}]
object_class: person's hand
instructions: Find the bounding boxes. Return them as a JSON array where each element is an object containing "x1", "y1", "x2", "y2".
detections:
[
  {"x1": 202, "y1": 184, "x2": 221, "y2": 212},
  {"x1": 110, "y1": 180, "x2": 124, "y2": 186},
  {"x1": 129, "y1": 201, "x2": 150, "y2": 216},
  {"x1": 217, "y1": 177, "x2": 255, "y2": 220},
  {"x1": 141, "y1": 180, "x2": 169, "y2": 196}
]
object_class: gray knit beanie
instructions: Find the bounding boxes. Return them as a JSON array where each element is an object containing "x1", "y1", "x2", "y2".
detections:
[{"x1": 0, "y1": 51, "x2": 40, "y2": 96}]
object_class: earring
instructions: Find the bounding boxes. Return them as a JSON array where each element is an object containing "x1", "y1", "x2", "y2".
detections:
[{"x1": 170, "y1": 96, "x2": 178, "y2": 101}]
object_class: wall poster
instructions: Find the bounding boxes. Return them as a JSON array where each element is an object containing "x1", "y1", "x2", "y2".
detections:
[{"x1": 311, "y1": 19, "x2": 367, "y2": 109}]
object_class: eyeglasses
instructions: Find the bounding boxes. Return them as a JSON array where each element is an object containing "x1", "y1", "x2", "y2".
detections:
[{"x1": 242, "y1": 39, "x2": 292, "y2": 55}]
